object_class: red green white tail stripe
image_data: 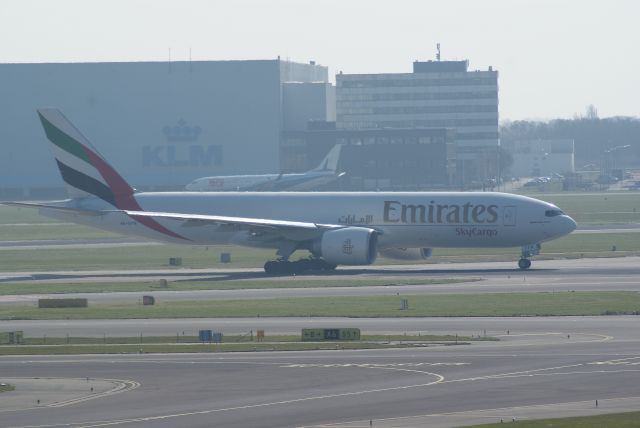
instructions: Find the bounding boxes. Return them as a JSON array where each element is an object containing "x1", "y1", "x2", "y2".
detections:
[
  {"x1": 38, "y1": 109, "x2": 130, "y2": 204},
  {"x1": 37, "y1": 109, "x2": 187, "y2": 241}
]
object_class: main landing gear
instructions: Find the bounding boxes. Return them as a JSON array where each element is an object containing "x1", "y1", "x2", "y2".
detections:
[
  {"x1": 518, "y1": 243, "x2": 541, "y2": 270},
  {"x1": 518, "y1": 258, "x2": 531, "y2": 269},
  {"x1": 264, "y1": 258, "x2": 337, "y2": 275}
]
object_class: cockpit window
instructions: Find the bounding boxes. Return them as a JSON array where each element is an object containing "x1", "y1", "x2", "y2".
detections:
[{"x1": 545, "y1": 209, "x2": 564, "y2": 217}]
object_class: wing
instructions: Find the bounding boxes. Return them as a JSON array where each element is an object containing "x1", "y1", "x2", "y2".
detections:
[{"x1": 122, "y1": 210, "x2": 344, "y2": 241}]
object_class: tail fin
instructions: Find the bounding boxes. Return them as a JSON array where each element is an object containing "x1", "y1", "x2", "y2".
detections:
[
  {"x1": 312, "y1": 144, "x2": 342, "y2": 172},
  {"x1": 37, "y1": 109, "x2": 134, "y2": 208}
]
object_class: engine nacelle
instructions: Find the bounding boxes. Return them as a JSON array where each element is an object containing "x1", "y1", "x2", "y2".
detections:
[
  {"x1": 379, "y1": 247, "x2": 433, "y2": 261},
  {"x1": 316, "y1": 227, "x2": 378, "y2": 265}
]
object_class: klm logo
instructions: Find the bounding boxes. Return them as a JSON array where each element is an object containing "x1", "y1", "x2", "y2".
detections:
[
  {"x1": 142, "y1": 119, "x2": 223, "y2": 168},
  {"x1": 143, "y1": 145, "x2": 223, "y2": 167}
]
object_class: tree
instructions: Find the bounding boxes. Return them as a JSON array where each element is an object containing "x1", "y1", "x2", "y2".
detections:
[{"x1": 585, "y1": 104, "x2": 599, "y2": 120}]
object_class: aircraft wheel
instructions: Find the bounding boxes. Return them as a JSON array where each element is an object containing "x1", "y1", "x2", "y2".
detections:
[
  {"x1": 264, "y1": 261, "x2": 278, "y2": 274},
  {"x1": 295, "y1": 259, "x2": 314, "y2": 272},
  {"x1": 265, "y1": 260, "x2": 298, "y2": 275},
  {"x1": 518, "y1": 258, "x2": 531, "y2": 270},
  {"x1": 320, "y1": 260, "x2": 337, "y2": 271}
]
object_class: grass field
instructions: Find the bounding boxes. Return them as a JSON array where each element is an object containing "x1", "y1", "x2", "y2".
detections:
[
  {"x1": 2, "y1": 291, "x2": 639, "y2": 320},
  {"x1": 463, "y1": 411, "x2": 640, "y2": 428},
  {"x1": 0, "y1": 231, "x2": 637, "y2": 272},
  {"x1": 0, "y1": 278, "x2": 477, "y2": 296},
  {"x1": 0, "y1": 206, "x2": 61, "y2": 225},
  {"x1": 0, "y1": 223, "x2": 117, "y2": 241},
  {"x1": 516, "y1": 191, "x2": 640, "y2": 224}
]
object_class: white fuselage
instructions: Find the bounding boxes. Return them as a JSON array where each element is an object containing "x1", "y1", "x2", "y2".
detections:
[{"x1": 43, "y1": 192, "x2": 576, "y2": 251}]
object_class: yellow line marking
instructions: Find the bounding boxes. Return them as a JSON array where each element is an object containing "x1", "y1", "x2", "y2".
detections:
[
  {"x1": 5, "y1": 374, "x2": 445, "y2": 428},
  {"x1": 0, "y1": 378, "x2": 139, "y2": 415}
]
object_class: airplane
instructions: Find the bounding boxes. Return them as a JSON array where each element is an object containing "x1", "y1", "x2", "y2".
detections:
[
  {"x1": 185, "y1": 145, "x2": 344, "y2": 191},
  {"x1": 3, "y1": 109, "x2": 577, "y2": 274}
]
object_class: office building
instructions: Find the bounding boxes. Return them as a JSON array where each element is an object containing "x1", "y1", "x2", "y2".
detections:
[
  {"x1": 336, "y1": 60, "x2": 499, "y2": 185},
  {"x1": 282, "y1": 124, "x2": 455, "y2": 190}
]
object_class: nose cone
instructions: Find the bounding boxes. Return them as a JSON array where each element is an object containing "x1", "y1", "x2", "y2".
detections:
[
  {"x1": 185, "y1": 181, "x2": 198, "y2": 191},
  {"x1": 562, "y1": 215, "x2": 577, "y2": 235}
]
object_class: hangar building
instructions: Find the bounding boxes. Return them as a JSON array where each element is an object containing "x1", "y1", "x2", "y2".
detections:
[{"x1": 0, "y1": 59, "x2": 330, "y2": 199}]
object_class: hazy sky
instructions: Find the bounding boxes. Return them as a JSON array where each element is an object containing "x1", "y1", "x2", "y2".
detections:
[{"x1": 2, "y1": 0, "x2": 638, "y2": 121}]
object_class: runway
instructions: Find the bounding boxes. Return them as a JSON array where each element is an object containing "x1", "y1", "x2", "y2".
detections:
[
  {"x1": 1, "y1": 256, "x2": 640, "y2": 305},
  {"x1": 1, "y1": 320, "x2": 639, "y2": 427}
]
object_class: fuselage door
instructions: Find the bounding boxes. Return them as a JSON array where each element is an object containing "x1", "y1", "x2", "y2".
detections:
[{"x1": 503, "y1": 206, "x2": 517, "y2": 226}]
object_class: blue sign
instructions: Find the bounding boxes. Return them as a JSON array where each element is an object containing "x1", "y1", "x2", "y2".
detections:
[{"x1": 199, "y1": 330, "x2": 212, "y2": 342}]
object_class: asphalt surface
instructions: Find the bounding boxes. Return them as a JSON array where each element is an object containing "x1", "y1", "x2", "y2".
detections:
[
  {"x1": 1, "y1": 257, "x2": 640, "y2": 427},
  {"x1": 1, "y1": 320, "x2": 639, "y2": 428}
]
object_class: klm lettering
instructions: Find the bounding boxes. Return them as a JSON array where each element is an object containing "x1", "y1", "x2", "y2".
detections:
[
  {"x1": 383, "y1": 200, "x2": 498, "y2": 224},
  {"x1": 142, "y1": 145, "x2": 223, "y2": 167}
]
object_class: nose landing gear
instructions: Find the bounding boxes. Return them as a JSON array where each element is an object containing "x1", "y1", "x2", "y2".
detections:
[{"x1": 518, "y1": 243, "x2": 540, "y2": 270}]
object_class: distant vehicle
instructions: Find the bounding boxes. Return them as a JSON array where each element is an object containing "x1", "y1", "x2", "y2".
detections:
[
  {"x1": 4, "y1": 109, "x2": 577, "y2": 273},
  {"x1": 596, "y1": 175, "x2": 618, "y2": 185},
  {"x1": 523, "y1": 177, "x2": 553, "y2": 187},
  {"x1": 185, "y1": 145, "x2": 344, "y2": 191},
  {"x1": 624, "y1": 181, "x2": 640, "y2": 190}
]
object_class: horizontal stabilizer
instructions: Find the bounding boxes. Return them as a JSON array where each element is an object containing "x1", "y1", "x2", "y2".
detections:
[{"x1": 2, "y1": 202, "x2": 105, "y2": 216}]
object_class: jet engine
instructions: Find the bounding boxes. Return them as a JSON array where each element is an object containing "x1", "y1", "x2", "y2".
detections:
[
  {"x1": 315, "y1": 227, "x2": 378, "y2": 265},
  {"x1": 379, "y1": 247, "x2": 433, "y2": 260}
]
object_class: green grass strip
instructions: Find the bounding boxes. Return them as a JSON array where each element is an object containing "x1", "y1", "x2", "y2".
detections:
[
  {"x1": 462, "y1": 410, "x2": 640, "y2": 427},
  {"x1": 1, "y1": 291, "x2": 639, "y2": 320}
]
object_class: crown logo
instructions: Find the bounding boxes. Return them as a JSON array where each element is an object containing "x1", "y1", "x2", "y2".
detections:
[
  {"x1": 342, "y1": 239, "x2": 353, "y2": 255},
  {"x1": 163, "y1": 119, "x2": 202, "y2": 142}
]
